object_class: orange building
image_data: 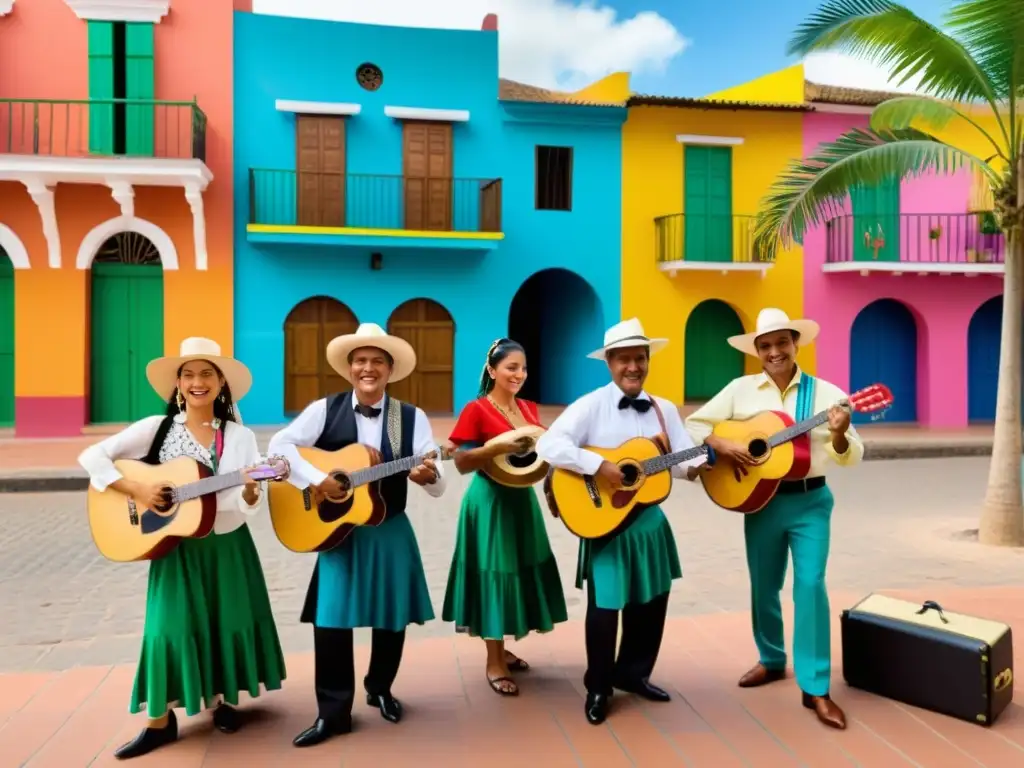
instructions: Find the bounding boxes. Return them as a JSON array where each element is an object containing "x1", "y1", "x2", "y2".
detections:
[{"x1": 0, "y1": 0, "x2": 236, "y2": 436}]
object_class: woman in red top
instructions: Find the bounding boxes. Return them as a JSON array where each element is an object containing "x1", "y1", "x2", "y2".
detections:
[{"x1": 442, "y1": 338, "x2": 568, "y2": 696}]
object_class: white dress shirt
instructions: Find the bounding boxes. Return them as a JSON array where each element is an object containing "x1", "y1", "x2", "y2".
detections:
[
  {"x1": 267, "y1": 395, "x2": 447, "y2": 500},
  {"x1": 536, "y1": 382, "x2": 707, "y2": 477},
  {"x1": 77, "y1": 416, "x2": 267, "y2": 535}
]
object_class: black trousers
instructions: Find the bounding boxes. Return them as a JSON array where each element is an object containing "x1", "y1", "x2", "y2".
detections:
[
  {"x1": 313, "y1": 626, "x2": 406, "y2": 724},
  {"x1": 583, "y1": 586, "x2": 669, "y2": 696}
]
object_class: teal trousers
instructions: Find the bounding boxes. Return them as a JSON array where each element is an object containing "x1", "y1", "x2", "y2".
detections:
[{"x1": 743, "y1": 484, "x2": 833, "y2": 697}]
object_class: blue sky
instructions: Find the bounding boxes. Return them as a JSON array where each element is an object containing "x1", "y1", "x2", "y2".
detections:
[
  {"x1": 258, "y1": 0, "x2": 946, "y2": 96},
  {"x1": 628, "y1": 0, "x2": 944, "y2": 96}
]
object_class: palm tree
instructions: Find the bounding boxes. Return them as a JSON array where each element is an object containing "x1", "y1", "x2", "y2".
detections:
[{"x1": 753, "y1": 0, "x2": 1024, "y2": 546}]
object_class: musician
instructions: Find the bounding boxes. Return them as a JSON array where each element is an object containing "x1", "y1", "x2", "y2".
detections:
[
  {"x1": 535, "y1": 318, "x2": 706, "y2": 725},
  {"x1": 267, "y1": 322, "x2": 446, "y2": 748},
  {"x1": 442, "y1": 338, "x2": 568, "y2": 696},
  {"x1": 77, "y1": 338, "x2": 286, "y2": 760},
  {"x1": 685, "y1": 308, "x2": 864, "y2": 730}
]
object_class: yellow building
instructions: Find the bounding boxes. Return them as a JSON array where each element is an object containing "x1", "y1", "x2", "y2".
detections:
[{"x1": 621, "y1": 65, "x2": 811, "y2": 403}]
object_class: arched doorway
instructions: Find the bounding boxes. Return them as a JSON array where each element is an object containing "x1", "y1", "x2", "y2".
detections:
[
  {"x1": 0, "y1": 248, "x2": 13, "y2": 427},
  {"x1": 966, "y1": 296, "x2": 1021, "y2": 422},
  {"x1": 508, "y1": 268, "x2": 603, "y2": 404},
  {"x1": 387, "y1": 298, "x2": 454, "y2": 413},
  {"x1": 284, "y1": 297, "x2": 358, "y2": 414},
  {"x1": 89, "y1": 232, "x2": 165, "y2": 423},
  {"x1": 684, "y1": 299, "x2": 744, "y2": 402},
  {"x1": 850, "y1": 299, "x2": 917, "y2": 423}
]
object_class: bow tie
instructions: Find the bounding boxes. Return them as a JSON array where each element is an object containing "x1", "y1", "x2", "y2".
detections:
[
  {"x1": 354, "y1": 403, "x2": 382, "y2": 419},
  {"x1": 618, "y1": 396, "x2": 652, "y2": 413}
]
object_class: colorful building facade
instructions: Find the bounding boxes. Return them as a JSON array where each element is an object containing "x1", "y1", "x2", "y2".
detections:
[
  {"x1": 800, "y1": 80, "x2": 1004, "y2": 427},
  {"x1": 233, "y1": 10, "x2": 626, "y2": 425},
  {"x1": 0, "y1": 0, "x2": 236, "y2": 436}
]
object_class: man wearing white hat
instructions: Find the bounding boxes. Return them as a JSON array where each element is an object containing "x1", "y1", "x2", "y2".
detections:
[
  {"x1": 268, "y1": 323, "x2": 447, "y2": 747},
  {"x1": 685, "y1": 308, "x2": 864, "y2": 730},
  {"x1": 536, "y1": 318, "x2": 707, "y2": 726}
]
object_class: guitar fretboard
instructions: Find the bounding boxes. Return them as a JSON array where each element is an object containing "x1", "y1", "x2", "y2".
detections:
[
  {"x1": 641, "y1": 444, "x2": 711, "y2": 475},
  {"x1": 346, "y1": 448, "x2": 452, "y2": 488},
  {"x1": 172, "y1": 470, "x2": 249, "y2": 503},
  {"x1": 767, "y1": 408, "x2": 834, "y2": 447}
]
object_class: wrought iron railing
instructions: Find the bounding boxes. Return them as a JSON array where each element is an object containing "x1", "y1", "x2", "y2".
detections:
[
  {"x1": 0, "y1": 98, "x2": 207, "y2": 161},
  {"x1": 248, "y1": 169, "x2": 503, "y2": 234},
  {"x1": 825, "y1": 212, "x2": 1006, "y2": 265},
  {"x1": 654, "y1": 213, "x2": 768, "y2": 264}
]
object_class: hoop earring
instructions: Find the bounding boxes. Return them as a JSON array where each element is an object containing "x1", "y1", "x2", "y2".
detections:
[{"x1": 173, "y1": 391, "x2": 187, "y2": 424}]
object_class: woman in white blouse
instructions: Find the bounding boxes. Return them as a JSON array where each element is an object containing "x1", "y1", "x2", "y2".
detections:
[{"x1": 78, "y1": 338, "x2": 286, "y2": 760}]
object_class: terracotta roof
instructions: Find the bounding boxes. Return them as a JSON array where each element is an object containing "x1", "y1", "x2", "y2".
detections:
[
  {"x1": 626, "y1": 94, "x2": 813, "y2": 112},
  {"x1": 497, "y1": 78, "x2": 622, "y2": 107},
  {"x1": 804, "y1": 81, "x2": 905, "y2": 106}
]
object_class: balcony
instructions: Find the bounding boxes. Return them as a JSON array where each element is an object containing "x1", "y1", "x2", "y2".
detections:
[
  {"x1": 654, "y1": 213, "x2": 772, "y2": 275},
  {"x1": 0, "y1": 98, "x2": 212, "y2": 269},
  {"x1": 246, "y1": 169, "x2": 504, "y2": 252},
  {"x1": 824, "y1": 212, "x2": 1006, "y2": 275}
]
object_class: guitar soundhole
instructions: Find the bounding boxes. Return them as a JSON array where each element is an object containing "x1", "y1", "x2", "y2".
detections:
[
  {"x1": 619, "y1": 463, "x2": 640, "y2": 488},
  {"x1": 506, "y1": 451, "x2": 537, "y2": 469},
  {"x1": 748, "y1": 439, "x2": 768, "y2": 459}
]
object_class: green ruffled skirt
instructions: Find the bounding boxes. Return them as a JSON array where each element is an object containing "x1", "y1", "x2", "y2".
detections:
[
  {"x1": 131, "y1": 525, "x2": 286, "y2": 717},
  {"x1": 443, "y1": 473, "x2": 568, "y2": 640},
  {"x1": 576, "y1": 504, "x2": 681, "y2": 611}
]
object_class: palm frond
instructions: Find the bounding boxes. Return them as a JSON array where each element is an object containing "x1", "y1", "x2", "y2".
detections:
[
  {"x1": 946, "y1": 0, "x2": 1024, "y2": 151},
  {"x1": 753, "y1": 127, "x2": 1001, "y2": 262},
  {"x1": 870, "y1": 95, "x2": 1008, "y2": 161},
  {"x1": 789, "y1": 0, "x2": 1001, "y2": 107}
]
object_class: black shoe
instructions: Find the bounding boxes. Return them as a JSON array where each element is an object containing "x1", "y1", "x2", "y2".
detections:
[
  {"x1": 366, "y1": 692, "x2": 403, "y2": 723},
  {"x1": 292, "y1": 717, "x2": 352, "y2": 748},
  {"x1": 113, "y1": 710, "x2": 178, "y2": 760},
  {"x1": 213, "y1": 704, "x2": 242, "y2": 734},
  {"x1": 584, "y1": 693, "x2": 610, "y2": 725},
  {"x1": 614, "y1": 677, "x2": 671, "y2": 702}
]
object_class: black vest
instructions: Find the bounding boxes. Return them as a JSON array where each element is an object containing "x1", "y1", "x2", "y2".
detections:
[{"x1": 314, "y1": 391, "x2": 417, "y2": 516}]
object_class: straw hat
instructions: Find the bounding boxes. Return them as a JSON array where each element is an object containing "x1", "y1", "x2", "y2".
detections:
[
  {"x1": 586, "y1": 317, "x2": 668, "y2": 360},
  {"x1": 325, "y1": 323, "x2": 417, "y2": 383},
  {"x1": 145, "y1": 337, "x2": 253, "y2": 401},
  {"x1": 727, "y1": 308, "x2": 820, "y2": 357}
]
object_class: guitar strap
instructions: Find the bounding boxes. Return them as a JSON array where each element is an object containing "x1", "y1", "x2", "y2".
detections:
[
  {"x1": 796, "y1": 373, "x2": 817, "y2": 422},
  {"x1": 647, "y1": 397, "x2": 671, "y2": 453},
  {"x1": 386, "y1": 396, "x2": 404, "y2": 458}
]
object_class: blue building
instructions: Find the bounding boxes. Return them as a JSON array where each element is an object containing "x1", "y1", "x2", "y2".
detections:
[{"x1": 233, "y1": 10, "x2": 626, "y2": 424}]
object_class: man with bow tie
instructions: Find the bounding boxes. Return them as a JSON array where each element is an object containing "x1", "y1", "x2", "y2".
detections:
[
  {"x1": 268, "y1": 323, "x2": 446, "y2": 747},
  {"x1": 536, "y1": 318, "x2": 707, "y2": 725}
]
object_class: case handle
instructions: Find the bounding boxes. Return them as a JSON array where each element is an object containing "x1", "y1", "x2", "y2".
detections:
[
  {"x1": 915, "y1": 600, "x2": 949, "y2": 624},
  {"x1": 994, "y1": 668, "x2": 1013, "y2": 692}
]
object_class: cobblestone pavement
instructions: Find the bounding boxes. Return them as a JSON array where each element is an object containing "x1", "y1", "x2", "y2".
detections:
[{"x1": 1, "y1": 456, "x2": 1021, "y2": 672}]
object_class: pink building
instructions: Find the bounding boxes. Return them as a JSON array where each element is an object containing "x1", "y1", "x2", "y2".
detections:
[{"x1": 802, "y1": 84, "x2": 1003, "y2": 427}]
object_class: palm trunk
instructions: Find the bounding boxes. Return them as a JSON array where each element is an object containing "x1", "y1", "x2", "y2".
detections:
[{"x1": 978, "y1": 159, "x2": 1024, "y2": 546}]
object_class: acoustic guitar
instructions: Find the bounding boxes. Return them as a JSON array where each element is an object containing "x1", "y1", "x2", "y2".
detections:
[
  {"x1": 480, "y1": 425, "x2": 549, "y2": 488},
  {"x1": 700, "y1": 383, "x2": 893, "y2": 513},
  {"x1": 544, "y1": 437, "x2": 713, "y2": 539},
  {"x1": 269, "y1": 443, "x2": 454, "y2": 553},
  {"x1": 87, "y1": 455, "x2": 291, "y2": 563}
]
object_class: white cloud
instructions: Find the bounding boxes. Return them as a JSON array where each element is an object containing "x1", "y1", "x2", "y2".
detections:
[
  {"x1": 803, "y1": 52, "x2": 925, "y2": 93},
  {"x1": 251, "y1": 0, "x2": 688, "y2": 90}
]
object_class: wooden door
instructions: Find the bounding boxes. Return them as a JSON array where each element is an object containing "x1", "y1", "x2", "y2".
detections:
[
  {"x1": 387, "y1": 299, "x2": 453, "y2": 413},
  {"x1": 684, "y1": 146, "x2": 733, "y2": 262},
  {"x1": 284, "y1": 297, "x2": 358, "y2": 414},
  {"x1": 0, "y1": 251, "x2": 13, "y2": 427},
  {"x1": 90, "y1": 262, "x2": 165, "y2": 423},
  {"x1": 296, "y1": 116, "x2": 346, "y2": 227},
  {"x1": 403, "y1": 122, "x2": 453, "y2": 231}
]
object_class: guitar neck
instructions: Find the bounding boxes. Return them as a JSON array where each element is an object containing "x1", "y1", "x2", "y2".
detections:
[
  {"x1": 640, "y1": 444, "x2": 711, "y2": 476},
  {"x1": 173, "y1": 470, "x2": 248, "y2": 503},
  {"x1": 767, "y1": 409, "x2": 832, "y2": 448},
  {"x1": 348, "y1": 448, "x2": 451, "y2": 487}
]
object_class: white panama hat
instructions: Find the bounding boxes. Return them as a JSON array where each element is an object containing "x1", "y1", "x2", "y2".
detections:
[
  {"x1": 325, "y1": 322, "x2": 417, "y2": 383},
  {"x1": 587, "y1": 317, "x2": 669, "y2": 360},
  {"x1": 727, "y1": 308, "x2": 820, "y2": 357},
  {"x1": 145, "y1": 337, "x2": 253, "y2": 401}
]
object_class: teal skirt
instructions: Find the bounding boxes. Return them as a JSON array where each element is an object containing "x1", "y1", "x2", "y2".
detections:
[
  {"x1": 576, "y1": 505, "x2": 681, "y2": 611},
  {"x1": 442, "y1": 473, "x2": 568, "y2": 640},
  {"x1": 132, "y1": 525, "x2": 287, "y2": 718},
  {"x1": 307, "y1": 513, "x2": 435, "y2": 632}
]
